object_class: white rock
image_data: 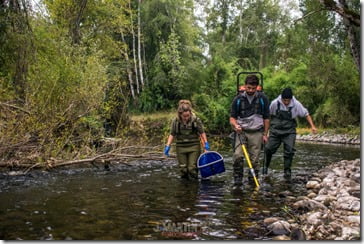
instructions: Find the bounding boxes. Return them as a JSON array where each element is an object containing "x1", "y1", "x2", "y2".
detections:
[
  {"x1": 306, "y1": 181, "x2": 320, "y2": 189},
  {"x1": 306, "y1": 212, "x2": 323, "y2": 226},
  {"x1": 341, "y1": 227, "x2": 360, "y2": 240},
  {"x1": 346, "y1": 215, "x2": 360, "y2": 225}
]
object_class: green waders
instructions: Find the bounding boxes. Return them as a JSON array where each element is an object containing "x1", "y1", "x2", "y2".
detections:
[
  {"x1": 233, "y1": 131, "x2": 263, "y2": 185},
  {"x1": 176, "y1": 144, "x2": 201, "y2": 179},
  {"x1": 265, "y1": 104, "x2": 297, "y2": 178},
  {"x1": 172, "y1": 114, "x2": 203, "y2": 180}
]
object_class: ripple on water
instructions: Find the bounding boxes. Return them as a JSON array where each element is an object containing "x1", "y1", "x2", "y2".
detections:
[{"x1": 194, "y1": 211, "x2": 216, "y2": 216}]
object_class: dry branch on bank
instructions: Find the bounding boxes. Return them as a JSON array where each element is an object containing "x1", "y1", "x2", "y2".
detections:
[{"x1": 0, "y1": 145, "x2": 175, "y2": 174}]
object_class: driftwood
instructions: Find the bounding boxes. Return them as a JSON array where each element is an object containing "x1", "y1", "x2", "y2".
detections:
[{"x1": 1, "y1": 145, "x2": 176, "y2": 173}]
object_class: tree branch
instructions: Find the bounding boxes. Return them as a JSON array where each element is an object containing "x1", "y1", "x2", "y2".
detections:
[
  {"x1": 294, "y1": 8, "x2": 327, "y2": 24},
  {"x1": 0, "y1": 102, "x2": 30, "y2": 114}
]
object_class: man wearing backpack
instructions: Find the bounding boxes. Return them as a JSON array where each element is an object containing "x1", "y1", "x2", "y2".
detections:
[
  {"x1": 264, "y1": 88, "x2": 317, "y2": 179},
  {"x1": 229, "y1": 75, "x2": 270, "y2": 187}
]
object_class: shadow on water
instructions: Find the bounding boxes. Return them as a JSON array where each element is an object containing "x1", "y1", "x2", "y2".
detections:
[{"x1": 0, "y1": 141, "x2": 360, "y2": 240}]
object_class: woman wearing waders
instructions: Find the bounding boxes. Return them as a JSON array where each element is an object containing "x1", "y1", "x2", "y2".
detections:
[
  {"x1": 164, "y1": 100, "x2": 210, "y2": 180},
  {"x1": 264, "y1": 88, "x2": 317, "y2": 179}
]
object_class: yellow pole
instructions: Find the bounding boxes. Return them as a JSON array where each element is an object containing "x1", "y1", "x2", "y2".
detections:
[{"x1": 241, "y1": 143, "x2": 260, "y2": 188}]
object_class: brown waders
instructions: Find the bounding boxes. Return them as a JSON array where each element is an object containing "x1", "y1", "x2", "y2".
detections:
[{"x1": 233, "y1": 131, "x2": 263, "y2": 185}]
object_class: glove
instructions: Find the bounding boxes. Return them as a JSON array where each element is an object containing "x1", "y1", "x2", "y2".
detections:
[
  {"x1": 164, "y1": 145, "x2": 170, "y2": 156},
  {"x1": 204, "y1": 142, "x2": 210, "y2": 151}
]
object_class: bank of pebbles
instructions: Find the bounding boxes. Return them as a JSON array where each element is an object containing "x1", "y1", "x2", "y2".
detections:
[
  {"x1": 263, "y1": 159, "x2": 360, "y2": 240},
  {"x1": 296, "y1": 132, "x2": 360, "y2": 145}
]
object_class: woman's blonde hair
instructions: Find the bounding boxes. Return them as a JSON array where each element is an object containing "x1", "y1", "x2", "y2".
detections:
[{"x1": 177, "y1": 99, "x2": 192, "y2": 120}]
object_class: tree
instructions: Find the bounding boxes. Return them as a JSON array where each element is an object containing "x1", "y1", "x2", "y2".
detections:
[
  {"x1": 298, "y1": 0, "x2": 360, "y2": 72},
  {"x1": 0, "y1": 0, "x2": 33, "y2": 103}
]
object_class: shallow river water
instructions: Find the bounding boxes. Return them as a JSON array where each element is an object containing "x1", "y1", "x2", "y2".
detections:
[{"x1": 0, "y1": 141, "x2": 360, "y2": 240}]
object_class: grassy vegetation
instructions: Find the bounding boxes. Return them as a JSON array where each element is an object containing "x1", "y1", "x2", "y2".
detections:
[
  {"x1": 131, "y1": 111, "x2": 174, "y2": 122},
  {"x1": 132, "y1": 111, "x2": 360, "y2": 137}
]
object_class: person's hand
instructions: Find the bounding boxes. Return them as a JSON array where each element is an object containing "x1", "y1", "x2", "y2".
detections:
[
  {"x1": 234, "y1": 124, "x2": 242, "y2": 133},
  {"x1": 164, "y1": 145, "x2": 170, "y2": 156},
  {"x1": 204, "y1": 142, "x2": 210, "y2": 151},
  {"x1": 263, "y1": 134, "x2": 268, "y2": 144},
  {"x1": 311, "y1": 126, "x2": 318, "y2": 134}
]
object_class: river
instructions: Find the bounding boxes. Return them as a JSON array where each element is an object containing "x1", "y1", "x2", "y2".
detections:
[{"x1": 0, "y1": 141, "x2": 360, "y2": 240}]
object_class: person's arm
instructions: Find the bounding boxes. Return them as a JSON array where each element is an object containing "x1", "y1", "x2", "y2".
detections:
[
  {"x1": 166, "y1": 134, "x2": 174, "y2": 146},
  {"x1": 229, "y1": 97, "x2": 242, "y2": 133},
  {"x1": 262, "y1": 95, "x2": 270, "y2": 143},
  {"x1": 294, "y1": 99, "x2": 317, "y2": 134},
  {"x1": 306, "y1": 115, "x2": 318, "y2": 134},
  {"x1": 200, "y1": 132, "x2": 208, "y2": 144},
  {"x1": 230, "y1": 117, "x2": 242, "y2": 133},
  {"x1": 263, "y1": 119, "x2": 269, "y2": 143},
  {"x1": 199, "y1": 132, "x2": 210, "y2": 151},
  {"x1": 163, "y1": 134, "x2": 174, "y2": 156}
]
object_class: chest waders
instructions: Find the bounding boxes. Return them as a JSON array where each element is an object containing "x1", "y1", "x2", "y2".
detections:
[
  {"x1": 174, "y1": 118, "x2": 201, "y2": 179},
  {"x1": 264, "y1": 103, "x2": 297, "y2": 178},
  {"x1": 233, "y1": 71, "x2": 265, "y2": 187}
]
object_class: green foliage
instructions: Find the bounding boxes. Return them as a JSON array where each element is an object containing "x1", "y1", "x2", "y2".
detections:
[{"x1": 192, "y1": 93, "x2": 231, "y2": 134}]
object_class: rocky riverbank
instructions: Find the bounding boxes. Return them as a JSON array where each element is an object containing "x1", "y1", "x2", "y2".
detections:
[
  {"x1": 264, "y1": 159, "x2": 360, "y2": 240},
  {"x1": 296, "y1": 132, "x2": 360, "y2": 145}
]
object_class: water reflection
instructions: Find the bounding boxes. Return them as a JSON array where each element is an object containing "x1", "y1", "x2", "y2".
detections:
[{"x1": 0, "y1": 141, "x2": 360, "y2": 240}]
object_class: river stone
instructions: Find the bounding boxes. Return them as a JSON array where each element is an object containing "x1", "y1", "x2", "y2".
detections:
[
  {"x1": 306, "y1": 181, "x2": 320, "y2": 189},
  {"x1": 341, "y1": 226, "x2": 360, "y2": 240},
  {"x1": 313, "y1": 195, "x2": 336, "y2": 206},
  {"x1": 336, "y1": 188, "x2": 350, "y2": 198},
  {"x1": 353, "y1": 173, "x2": 360, "y2": 182},
  {"x1": 317, "y1": 168, "x2": 335, "y2": 179},
  {"x1": 8, "y1": 171, "x2": 25, "y2": 176},
  {"x1": 272, "y1": 235, "x2": 290, "y2": 241},
  {"x1": 290, "y1": 228, "x2": 306, "y2": 240},
  {"x1": 317, "y1": 188, "x2": 328, "y2": 195},
  {"x1": 293, "y1": 199, "x2": 327, "y2": 211},
  {"x1": 263, "y1": 217, "x2": 281, "y2": 226},
  {"x1": 307, "y1": 192, "x2": 316, "y2": 199},
  {"x1": 306, "y1": 212, "x2": 323, "y2": 226},
  {"x1": 346, "y1": 215, "x2": 360, "y2": 225},
  {"x1": 336, "y1": 196, "x2": 360, "y2": 211},
  {"x1": 285, "y1": 196, "x2": 296, "y2": 202},
  {"x1": 278, "y1": 190, "x2": 293, "y2": 197},
  {"x1": 310, "y1": 177, "x2": 322, "y2": 183},
  {"x1": 321, "y1": 177, "x2": 335, "y2": 188},
  {"x1": 296, "y1": 196, "x2": 309, "y2": 201},
  {"x1": 268, "y1": 220, "x2": 291, "y2": 235}
]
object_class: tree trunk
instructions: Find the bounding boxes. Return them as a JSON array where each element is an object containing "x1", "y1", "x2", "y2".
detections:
[
  {"x1": 239, "y1": 2, "x2": 243, "y2": 44},
  {"x1": 129, "y1": 0, "x2": 140, "y2": 95},
  {"x1": 13, "y1": 45, "x2": 28, "y2": 103},
  {"x1": 137, "y1": 0, "x2": 144, "y2": 87},
  {"x1": 8, "y1": 0, "x2": 32, "y2": 104},
  {"x1": 259, "y1": 44, "x2": 267, "y2": 70},
  {"x1": 338, "y1": 0, "x2": 360, "y2": 72},
  {"x1": 70, "y1": 0, "x2": 87, "y2": 45},
  {"x1": 142, "y1": 41, "x2": 148, "y2": 83},
  {"x1": 318, "y1": 0, "x2": 360, "y2": 26},
  {"x1": 120, "y1": 31, "x2": 135, "y2": 99}
]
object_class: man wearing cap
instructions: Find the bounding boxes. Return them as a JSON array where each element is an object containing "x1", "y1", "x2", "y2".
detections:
[{"x1": 264, "y1": 88, "x2": 317, "y2": 179}]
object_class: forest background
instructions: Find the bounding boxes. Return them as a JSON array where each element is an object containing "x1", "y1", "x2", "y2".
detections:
[{"x1": 0, "y1": 0, "x2": 360, "y2": 165}]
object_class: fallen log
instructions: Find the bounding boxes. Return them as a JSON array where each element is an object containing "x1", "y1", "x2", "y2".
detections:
[{"x1": 0, "y1": 147, "x2": 176, "y2": 172}]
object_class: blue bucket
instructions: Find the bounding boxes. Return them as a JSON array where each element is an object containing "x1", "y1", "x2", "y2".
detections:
[{"x1": 197, "y1": 151, "x2": 225, "y2": 178}]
